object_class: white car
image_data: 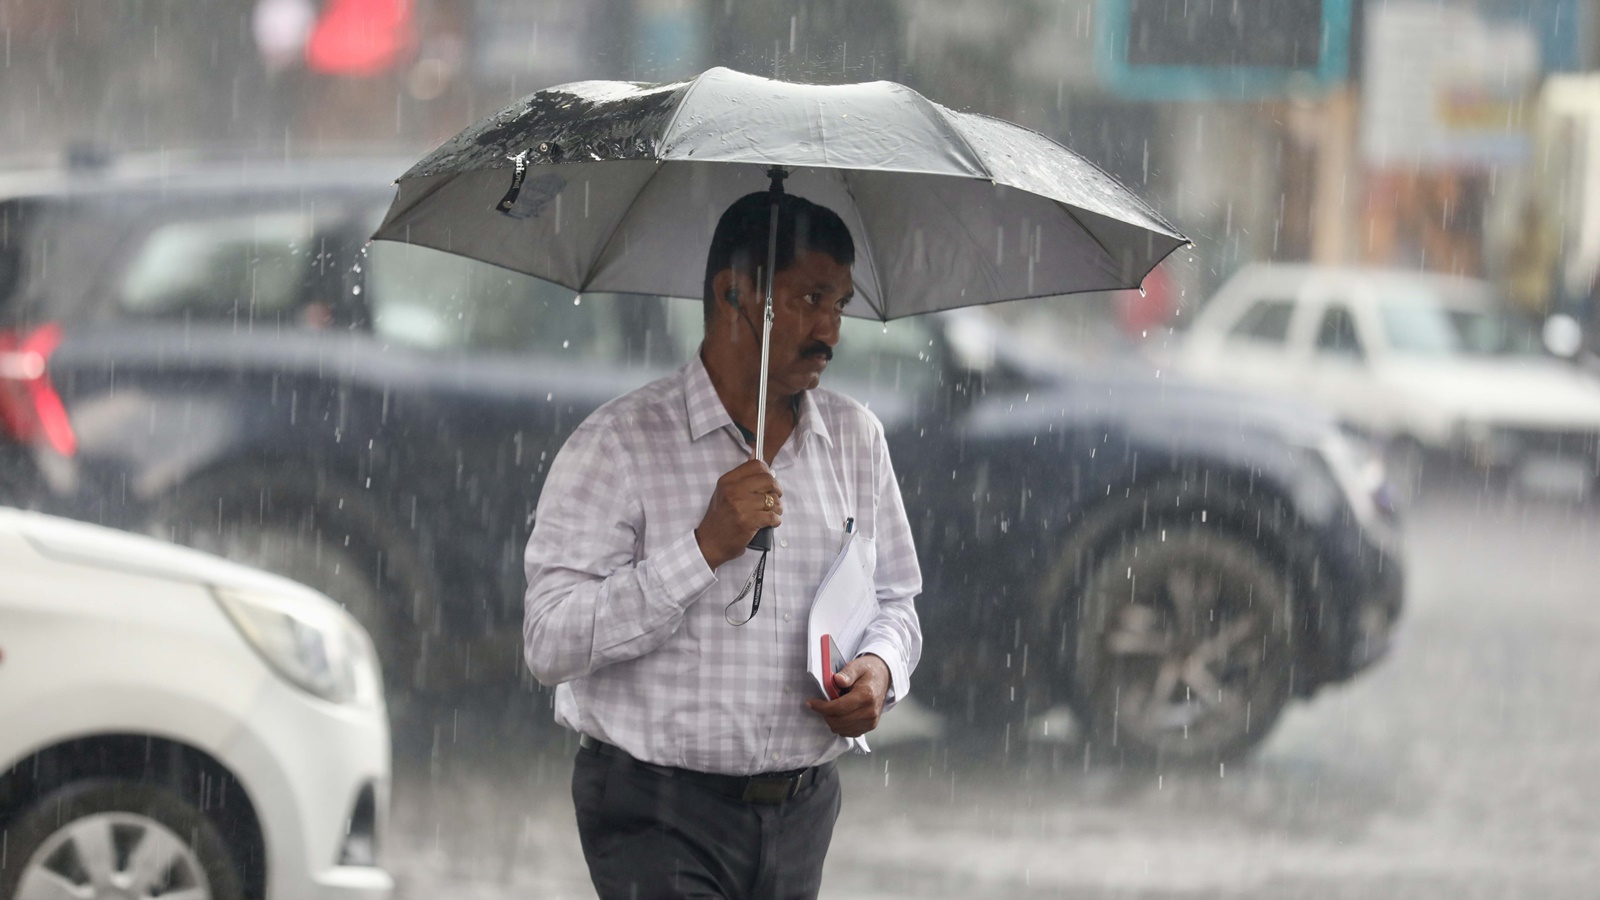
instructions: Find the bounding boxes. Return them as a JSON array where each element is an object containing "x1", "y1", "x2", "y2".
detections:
[
  {"x1": 0, "y1": 507, "x2": 392, "y2": 900},
  {"x1": 1179, "y1": 264, "x2": 1600, "y2": 493}
]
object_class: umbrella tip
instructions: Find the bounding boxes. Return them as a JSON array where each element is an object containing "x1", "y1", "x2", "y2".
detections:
[{"x1": 767, "y1": 166, "x2": 788, "y2": 195}]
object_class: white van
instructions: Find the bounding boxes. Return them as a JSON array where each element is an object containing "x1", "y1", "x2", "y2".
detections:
[{"x1": 1180, "y1": 264, "x2": 1600, "y2": 494}]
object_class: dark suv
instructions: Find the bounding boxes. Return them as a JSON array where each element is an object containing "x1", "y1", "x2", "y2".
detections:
[{"x1": 0, "y1": 155, "x2": 1403, "y2": 762}]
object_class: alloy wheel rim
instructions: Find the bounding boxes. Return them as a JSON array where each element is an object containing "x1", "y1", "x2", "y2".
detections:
[
  {"x1": 16, "y1": 811, "x2": 212, "y2": 900},
  {"x1": 1100, "y1": 562, "x2": 1283, "y2": 751}
]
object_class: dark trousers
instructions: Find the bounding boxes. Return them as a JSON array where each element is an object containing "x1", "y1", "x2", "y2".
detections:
[{"x1": 571, "y1": 748, "x2": 842, "y2": 900}]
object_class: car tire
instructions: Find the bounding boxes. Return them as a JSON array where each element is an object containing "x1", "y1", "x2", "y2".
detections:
[
  {"x1": 1070, "y1": 527, "x2": 1295, "y2": 766},
  {"x1": 0, "y1": 780, "x2": 246, "y2": 900},
  {"x1": 148, "y1": 470, "x2": 433, "y2": 694}
]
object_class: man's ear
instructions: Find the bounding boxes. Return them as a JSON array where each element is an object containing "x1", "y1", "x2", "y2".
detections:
[{"x1": 712, "y1": 269, "x2": 757, "y2": 311}]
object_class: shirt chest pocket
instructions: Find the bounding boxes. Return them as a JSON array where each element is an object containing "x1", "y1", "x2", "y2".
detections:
[
  {"x1": 819, "y1": 524, "x2": 876, "y2": 584},
  {"x1": 858, "y1": 534, "x2": 877, "y2": 580}
]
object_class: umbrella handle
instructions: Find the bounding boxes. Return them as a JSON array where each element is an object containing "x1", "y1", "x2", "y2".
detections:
[{"x1": 747, "y1": 526, "x2": 775, "y2": 552}]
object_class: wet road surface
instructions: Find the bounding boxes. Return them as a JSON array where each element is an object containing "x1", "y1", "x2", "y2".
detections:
[{"x1": 385, "y1": 487, "x2": 1600, "y2": 898}]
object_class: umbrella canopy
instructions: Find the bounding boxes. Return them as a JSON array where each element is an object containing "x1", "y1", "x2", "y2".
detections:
[{"x1": 373, "y1": 66, "x2": 1186, "y2": 321}]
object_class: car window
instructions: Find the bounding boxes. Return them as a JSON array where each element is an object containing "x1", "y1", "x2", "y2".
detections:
[
  {"x1": 1379, "y1": 291, "x2": 1544, "y2": 357},
  {"x1": 118, "y1": 211, "x2": 322, "y2": 326},
  {"x1": 0, "y1": 202, "x2": 22, "y2": 315},
  {"x1": 1226, "y1": 298, "x2": 1295, "y2": 345},
  {"x1": 830, "y1": 317, "x2": 940, "y2": 393},
  {"x1": 660, "y1": 298, "x2": 709, "y2": 360},
  {"x1": 1315, "y1": 304, "x2": 1365, "y2": 359},
  {"x1": 365, "y1": 241, "x2": 623, "y2": 360},
  {"x1": 1446, "y1": 309, "x2": 1543, "y2": 356},
  {"x1": 658, "y1": 298, "x2": 940, "y2": 393}
]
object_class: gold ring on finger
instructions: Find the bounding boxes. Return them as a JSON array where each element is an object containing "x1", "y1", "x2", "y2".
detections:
[{"x1": 763, "y1": 492, "x2": 775, "y2": 511}]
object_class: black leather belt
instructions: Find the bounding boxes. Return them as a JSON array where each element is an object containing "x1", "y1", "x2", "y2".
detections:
[{"x1": 577, "y1": 734, "x2": 828, "y2": 805}]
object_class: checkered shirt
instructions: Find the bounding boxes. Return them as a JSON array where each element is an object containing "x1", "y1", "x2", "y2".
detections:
[{"x1": 523, "y1": 353, "x2": 923, "y2": 776}]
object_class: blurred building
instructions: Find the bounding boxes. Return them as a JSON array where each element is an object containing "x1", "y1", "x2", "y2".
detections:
[{"x1": 3, "y1": 0, "x2": 1596, "y2": 347}]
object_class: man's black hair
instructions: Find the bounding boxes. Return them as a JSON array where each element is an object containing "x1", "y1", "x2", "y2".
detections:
[{"x1": 702, "y1": 191, "x2": 855, "y2": 324}]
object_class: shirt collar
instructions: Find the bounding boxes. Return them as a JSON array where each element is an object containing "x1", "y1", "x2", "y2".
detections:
[
  {"x1": 683, "y1": 350, "x2": 835, "y2": 450},
  {"x1": 684, "y1": 352, "x2": 736, "y2": 442},
  {"x1": 794, "y1": 385, "x2": 834, "y2": 449}
]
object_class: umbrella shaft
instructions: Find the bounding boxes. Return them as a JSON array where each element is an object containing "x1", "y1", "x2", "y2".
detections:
[{"x1": 753, "y1": 196, "x2": 781, "y2": 462}]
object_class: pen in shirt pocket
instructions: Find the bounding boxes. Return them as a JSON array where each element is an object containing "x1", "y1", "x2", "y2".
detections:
[{"x1": 844, "y1": 517, "x2": 854, "y2": 534}]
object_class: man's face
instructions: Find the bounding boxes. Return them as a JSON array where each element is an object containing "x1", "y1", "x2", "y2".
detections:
[{"x1": 729, "y1": 250, "x2": 853, "y2": 395}]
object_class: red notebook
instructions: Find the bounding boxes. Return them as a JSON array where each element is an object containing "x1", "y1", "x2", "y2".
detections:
[{"x1": 819, "y1": 634, "x2": 846, "y2": 699}]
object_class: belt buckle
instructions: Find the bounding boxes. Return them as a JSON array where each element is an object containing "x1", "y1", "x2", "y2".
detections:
[{"x1": 741, "y1": 775, "x2": 798, "y2": 804}]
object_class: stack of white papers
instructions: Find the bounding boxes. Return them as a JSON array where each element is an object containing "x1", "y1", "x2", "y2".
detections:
[{"x1": 807, "y1": 528, "x2": 877, "y2": 753}]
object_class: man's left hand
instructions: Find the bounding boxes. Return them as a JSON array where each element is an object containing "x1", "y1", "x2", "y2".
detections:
[{"x1": 804, "y1": 653, "x2": 890, "y2": 738}]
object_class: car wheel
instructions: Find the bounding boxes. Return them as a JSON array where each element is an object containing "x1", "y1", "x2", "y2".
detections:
[
  {"x1": 0, "y1": 780, "x2": 245, "y2": 900},
  {"x1": 1073, "y1": 528, "x2": 1294, "y2": 765}
]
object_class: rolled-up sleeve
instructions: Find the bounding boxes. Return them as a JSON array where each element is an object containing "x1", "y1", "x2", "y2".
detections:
[
  {"x1": 522, "y1": 421, "x2": 716, "y2": 686},
  {"x1": 854, "y1": 418, "x2": 923, "y2": 707}
]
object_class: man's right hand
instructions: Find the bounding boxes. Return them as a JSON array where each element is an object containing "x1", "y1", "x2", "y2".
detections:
[{"x1": 694, "y1": 459, "x2": 783, "y2": 570}]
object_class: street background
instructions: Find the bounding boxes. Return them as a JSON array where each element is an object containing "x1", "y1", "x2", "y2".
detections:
[
  {"x1": 384, "y1": 484, "x2": 1600, "y2": 898},
  {"x1": 8, "y1": 0, "x2": 1600, "y2": 345}
]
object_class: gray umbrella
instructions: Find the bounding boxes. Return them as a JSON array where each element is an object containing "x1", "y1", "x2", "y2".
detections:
[{"x1": 373, "y1": 66, "x2": 1186, "y2": 508}]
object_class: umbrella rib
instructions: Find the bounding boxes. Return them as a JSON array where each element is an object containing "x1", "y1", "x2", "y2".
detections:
[
  {"x1": 656, "y1": 73, "x2": 712, "y2": 154},
  {"x1": 924, "y1": 98, "x2": 995, "y2": 182},
  {"x1": 574, "y1": 162, "x2": 672, "y2": 293},
  {"x1": 953, "y1": 109, "x2": 1185, "y2": 238},
  {"x1": 1059, "y1": 203, "x2": 1117, "y2": 268},
  {"x1": 836, "y1": 171, "x2": 889, "y2": 322},
  {"x1": 930, "y1": 180, "x2": 1014, "y2": 306}
]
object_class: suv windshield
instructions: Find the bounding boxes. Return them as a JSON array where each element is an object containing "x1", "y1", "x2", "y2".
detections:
[
  {"x1": 1379, "y1": 290, "x2": 1543, "y2": 357},
  {"x1": 661, "y1": 298, "x2": 942, "y2": 394}
]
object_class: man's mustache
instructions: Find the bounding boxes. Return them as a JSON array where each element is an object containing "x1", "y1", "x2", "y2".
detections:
[{"x1": 802, "y1": 343, "x2": 834, "y2": 360}]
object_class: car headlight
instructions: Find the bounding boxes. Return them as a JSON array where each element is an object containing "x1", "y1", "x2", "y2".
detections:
[
  {"x1": 213, "y1": 585, "x2": 382, "y2": 707},
  {"x1": 1320, "y1": 427, "x2": 1395, "y2": 525}
]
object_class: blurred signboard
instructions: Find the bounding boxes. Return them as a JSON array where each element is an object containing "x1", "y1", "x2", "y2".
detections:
[
  {"x1": 471, "y1": 0, "x2": 594, "y2": 87},
  {"x1": 1475, "y1": 0, "x2": 1584, "y2": 73},
  {"x1": 1361, "y1": 2, "x2": 1542, "y2": 167},
  {"x1": 1095, "y1": 0, "x2": 1353, "y2": 100},
  {"x1": 633, "y1": 0, "x2": 707, "y2": 81}
]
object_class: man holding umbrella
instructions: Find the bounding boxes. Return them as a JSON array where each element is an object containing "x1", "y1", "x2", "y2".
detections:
[
  {"x1": 522, "y1": 186, "x2": 923, "y2": 899},
  {"x1": 372, "y1": 64, "x2": 1183, "y2": 900}
]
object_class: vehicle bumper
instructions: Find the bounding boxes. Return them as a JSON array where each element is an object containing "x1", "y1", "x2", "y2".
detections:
[
  {"x1": 309, "y1": 867, "x2": 396, "y2": 900},
  {"x1": 1453, "y1": 426, "x2": 1599, "y2": 496},
  {"x1": 216, "y1": 678, "x2": 393, "y2": 900}
]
